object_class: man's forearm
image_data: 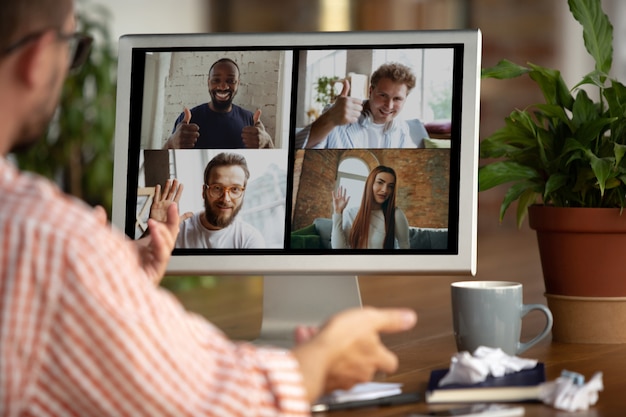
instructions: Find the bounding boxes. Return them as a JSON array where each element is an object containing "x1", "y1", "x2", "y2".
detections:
[{"x1": 305, "y1": 112, "x2": 337, "y2": 148}]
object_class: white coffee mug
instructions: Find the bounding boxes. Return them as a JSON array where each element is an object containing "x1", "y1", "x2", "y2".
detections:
[{"x1": 451, "y1": 281, "x2": 553, "y2": 355}]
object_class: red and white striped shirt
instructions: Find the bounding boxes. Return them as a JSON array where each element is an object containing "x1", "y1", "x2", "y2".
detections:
[{"x1": 0, "y1": 158, "x2": 310, "y2": 416}]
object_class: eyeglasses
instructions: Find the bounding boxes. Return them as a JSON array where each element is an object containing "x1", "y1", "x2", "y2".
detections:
[
  {"x1": 205, "y1": 184, "x2": 246, "y2": 199},
  {"x1": 62, "y1": 32, "x2": 93, "y2": 70},
  {"x1": 1, "y1": 30, "x2": 93, "y2": 71}
]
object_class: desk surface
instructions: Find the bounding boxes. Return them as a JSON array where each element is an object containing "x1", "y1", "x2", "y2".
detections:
[{"x1": 172, "y1": 222, "x2": 624, "y2": 416}]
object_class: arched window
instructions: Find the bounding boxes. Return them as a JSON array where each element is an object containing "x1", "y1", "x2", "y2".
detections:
[{"x1": 336, "y1": 157, "x2": 369, "y2": 210}]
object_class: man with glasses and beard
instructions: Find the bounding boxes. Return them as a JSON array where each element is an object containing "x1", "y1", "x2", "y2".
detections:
[
  {"x1": 149, "y1": 152, "x2": 266, "y2": 248},
  {"x1": 163, "y1": 58, "x2": 274, "y2": 149}
]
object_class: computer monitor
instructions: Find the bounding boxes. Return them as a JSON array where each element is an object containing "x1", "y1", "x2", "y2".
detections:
[{"x1": 112, "y1": 30, "x2": 481, "y2": 347}]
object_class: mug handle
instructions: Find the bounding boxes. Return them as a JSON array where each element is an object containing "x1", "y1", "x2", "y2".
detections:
[{"x1": 517, "y1": 304, "x2": 553, "y2": 354}]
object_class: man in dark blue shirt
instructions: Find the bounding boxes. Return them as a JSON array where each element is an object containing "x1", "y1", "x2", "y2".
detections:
[{"x1": 164, "y1": 58, "x2": 274, "y2": 149}]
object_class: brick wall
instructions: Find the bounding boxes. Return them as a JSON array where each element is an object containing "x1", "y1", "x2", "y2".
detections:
[
  {"x1": 163, "y1": 50, "x2": 284, "y2": 142},
  {"x1": 292, "y1": 149, "x2": 450, "y2": 230}
]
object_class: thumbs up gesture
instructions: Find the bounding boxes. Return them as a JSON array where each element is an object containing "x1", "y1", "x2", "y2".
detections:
[
  {"x1": 242, "y1": 108, "x2": 274, "y2": 148},
  {"x1": 302, "y1": 79, "x2": 364, "y2": 148},
  {"x1": 164, "y1": 107, "x2": 200, "y2": 149},
  {"x1": 327, "y1": 79, "x2": 363, "y2": 127}
]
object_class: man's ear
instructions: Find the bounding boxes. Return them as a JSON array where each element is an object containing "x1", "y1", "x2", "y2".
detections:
[{"x1": 16, "y1": 31, "x2": 57, "y2": 88}]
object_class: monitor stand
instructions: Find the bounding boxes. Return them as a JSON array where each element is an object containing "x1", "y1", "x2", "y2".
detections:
[{"x1": 255, "y1": 275, "x2": 363, "y2": 349}]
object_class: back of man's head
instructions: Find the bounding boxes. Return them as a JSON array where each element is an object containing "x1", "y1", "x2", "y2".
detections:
[{"x1": 0, "y1": 0, "x2": 72, "y2": 51}]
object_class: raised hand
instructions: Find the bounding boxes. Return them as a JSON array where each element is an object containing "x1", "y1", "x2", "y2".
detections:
[
  {"x1": 242, "y1": 108, "x2": 274, "y2": 148},
  {"x1": 165, "y1": 107, "x2": 200, "y2": 149},
  {"x1": 332, "y1": 186, "x2": 350, "y2": 214},
  {"x1": 149, "y1": 179, "x2": 192, "y2": 223},
  {"x1": 135, "y1": 202, "x2": 180, "y2": 285}
]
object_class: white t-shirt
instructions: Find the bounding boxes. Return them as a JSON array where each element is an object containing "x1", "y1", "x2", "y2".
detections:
[
  {"x1": 365, "y1": 123, "x2": 386, "y2": 148},
  {"x1": 331, "y1": 207, "x2": 410, "y2": 249},
  {"x1": 175, "y1": 212, "x2": 265, "y2": 249}
]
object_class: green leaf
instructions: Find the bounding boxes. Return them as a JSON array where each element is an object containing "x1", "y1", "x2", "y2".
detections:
[
  {"x1": 568, "y1": 0, "x2": 613, "y2": 74},
  {"x1": 574, "y1": 118, "x2": 615, "y2": 148},
  {"x1": 516, "y1": 188, "x2": 540, "y2": 228},
  {"x1": 479, "y1": 111, "x2": 539, "y2": 159},
  {"x1": 615, "y1": 143, "x2": 626, "y2": 166},
  {"x1": 528, "y1": 64, "x2": 574, "y2": 109},
  {"x1": 604, "y1": 80, "x2": 626, "y2": 118},
  {"x1": 563, "y1": 137, "x2": 587, "y2": 166},
  {"x1": 499, "y1": 182, "x2": 537, "y2": 223},
  {"x1": 507, "y1": 109, "x2": 539, "y2": 134},
  {"x1": 570, "y1": 88, "x2": 615, "y2": 146},
  {"x1": 574, "y1": 69, "x2": 606, "y2": 90},
  {"x1": 533, "y1": 103, "x2": 573, "y2": 130},
  {"x1": 481, "y1": 59, "x2": 530, "y2": 79},
  {"x1": 478, "y1": 161, "x2": 540, "y2": 191},
  {"x1": 586, "y1": 149, "x2": 613, "y2": 196},
  {"x1": 533, "y1": 125, "x2": 554, "y2": 168},
  {"x1": 571, "y1": 88, "x2": 599, "y2": 126},
  {"x1": 604, "y1": 177, "x2": 621, "y2": 190},
  {"x1": 544, "y1": 173, "x2": 570, "y2": 198},
  {"x1": 479, "y1": 135, "x2": 517, "y2": 159}
]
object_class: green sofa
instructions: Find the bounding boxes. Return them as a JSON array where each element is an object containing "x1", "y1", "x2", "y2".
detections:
[{"x1": 291, "y1": 217, "x2": 448, "y2": 250}]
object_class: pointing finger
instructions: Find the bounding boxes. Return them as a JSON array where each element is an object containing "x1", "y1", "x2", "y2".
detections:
[{"x1": 368, "y1": 308, "x2": 417, "y2": 333}]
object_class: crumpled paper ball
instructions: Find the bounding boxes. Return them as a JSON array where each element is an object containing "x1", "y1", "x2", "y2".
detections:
[
  {"x1": 539, "y1": 371, "x2": 603, "y2": 412},
  {"x1": 437, "y1": 346, "x2": 603, "y2": 412},
  {"x1": 438, "y1": 346, "x2": 537, "y2": 386}
]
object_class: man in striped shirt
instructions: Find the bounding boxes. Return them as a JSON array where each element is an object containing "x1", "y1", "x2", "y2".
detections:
[
  {"x1": 0, "y1": 1, "x2": 418, "y2": 415},
  {"x1": 296, "y1": 63, "x2": 426, "y2": 149}
]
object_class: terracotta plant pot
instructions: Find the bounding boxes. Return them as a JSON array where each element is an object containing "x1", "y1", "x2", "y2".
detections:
[{"x1": 528, "y1": 205, "x2": 626, "y2": 343}]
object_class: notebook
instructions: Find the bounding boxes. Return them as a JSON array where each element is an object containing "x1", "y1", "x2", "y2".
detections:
[{"x1": 425, "y1": 363, "x2": 546, "y2": 404}]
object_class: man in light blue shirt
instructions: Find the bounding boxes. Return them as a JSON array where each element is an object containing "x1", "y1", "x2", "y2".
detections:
[{"x1": 296, "y1": 62, "x2": 427, "y2": 149}]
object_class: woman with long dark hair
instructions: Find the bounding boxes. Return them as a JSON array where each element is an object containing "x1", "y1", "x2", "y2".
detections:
[{"x1": 331, "y1": 165, "x2": 410, "y2": 249}]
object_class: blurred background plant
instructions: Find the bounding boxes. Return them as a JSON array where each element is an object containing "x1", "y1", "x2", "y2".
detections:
[
  {"x1": 11, "y1": 0, "x2": 212, "y2": 292},
  {"x1": 13, "y1": 0, "x2": 117, "y2": 216},
  {"x1": 307, "y1": 75, "x2": 341, "y2": 122},
  {"x1": 314, "y1": 75, "x2": 340, "y2": 107}
]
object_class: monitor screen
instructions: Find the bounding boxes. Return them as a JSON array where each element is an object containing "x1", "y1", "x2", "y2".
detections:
[
  {"x1": 113, "y1": 31, "x2": 480, "y2": 275},
  {"x1": 112, "y1": 30, "x2": 481, "y2": 345}
]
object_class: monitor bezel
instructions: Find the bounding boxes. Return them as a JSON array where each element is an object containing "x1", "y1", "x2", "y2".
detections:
[{"x1": 112, "y1": 30, "x2": 481, "y2": 276}]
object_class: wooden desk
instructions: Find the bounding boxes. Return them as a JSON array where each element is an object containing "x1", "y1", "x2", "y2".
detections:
[{"x1": 172, "y1": 221, "x2": 624, "y2": 416}]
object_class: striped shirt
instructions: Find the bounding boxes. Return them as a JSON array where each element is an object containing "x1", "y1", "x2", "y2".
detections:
[
  {"x1": 0, "y1": 158, "x2": 309, "y2": 416},
  {"x1": 295, "y1": 106, "x2": 418, "y2": 149}
]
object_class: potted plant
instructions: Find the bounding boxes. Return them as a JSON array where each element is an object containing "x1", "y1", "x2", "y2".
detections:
[{"x1": 478, "y1": 0, "x2": 626, "y2": 343}]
